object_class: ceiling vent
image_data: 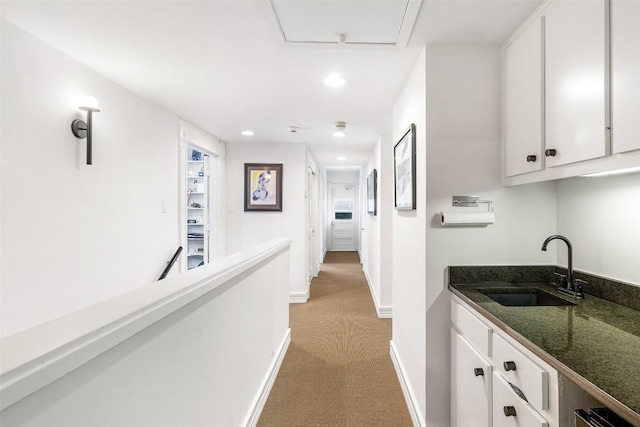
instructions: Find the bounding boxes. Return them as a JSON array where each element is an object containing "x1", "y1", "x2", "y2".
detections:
[{"x1": 259, "y1": 0, "x2": 423, "y2": 49}]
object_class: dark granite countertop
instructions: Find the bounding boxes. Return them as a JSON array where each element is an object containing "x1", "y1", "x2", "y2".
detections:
[{"x1": 449, "y1": 281, "x2": 640, "y2": 426}]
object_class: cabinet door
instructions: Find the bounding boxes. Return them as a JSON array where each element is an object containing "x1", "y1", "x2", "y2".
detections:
[
  {"x1": 544, "y1": 0, "x2": 608, "y2": 167},
  {"x1": 451, "y1": 329, "x2": 492, "y2": 427},
  {"x1": 493, "y1": 373, "x2": 549, "y2": 427},
  {"x1": 504, "y1": 17, "x2": 544, "y2": 177},
  {"x1": 611, "y1": 0, "x2": 640, "y2": 154}
]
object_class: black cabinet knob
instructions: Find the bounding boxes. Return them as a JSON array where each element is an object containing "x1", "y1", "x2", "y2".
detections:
[
  {"x1": 474, "y1": 368, "x2": 484, "y2": 376},
  {"x1": 526, "y1": 155, "x2": 537, "y2": 162},
  {"x1": 504, "y1": 406, "x2": 517, "y2": 417},
  {"x1": 545, "y1": 149, "x2": 557, "y2": 157},
  {"x1": 504, "y1": 361, "x2": 517, "y2": 371}
]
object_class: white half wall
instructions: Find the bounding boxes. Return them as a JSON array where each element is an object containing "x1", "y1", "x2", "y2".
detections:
[
  {"x1": 225, "y1": 143, "x2": 309, "y2": 301},
  {"x1": 557, "y1": 173, "x2": 640, "y2": 285},
  {"x1": 424, "y1": 45, "x2": 557, "y2": 426},
  {"x1": 0, "y1": 239, "x2": 291, "y2": 427},
  {"x1": 1, "y1": 21, "x2": 183, "y2": 338}
]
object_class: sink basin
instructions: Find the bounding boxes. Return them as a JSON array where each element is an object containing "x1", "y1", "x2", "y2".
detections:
[{"x1": 480, "y1": 289, "x2": 576, "y2": 307}]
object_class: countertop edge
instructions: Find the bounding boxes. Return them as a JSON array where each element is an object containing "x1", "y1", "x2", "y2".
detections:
[{"x1": 448, "y1": 285, "x2": 640, "y2": 426}]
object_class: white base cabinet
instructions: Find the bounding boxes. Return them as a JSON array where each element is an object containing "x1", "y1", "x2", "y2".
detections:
[
  {"x1": 451, "y1": 329, "x2": 492, "y2": 427},
  {"x1": 451, "y1": 296, "x2": 556, "y2": 426},
  {"x1": 450, "y1": 295, "x2": 599, "y2": 427}
]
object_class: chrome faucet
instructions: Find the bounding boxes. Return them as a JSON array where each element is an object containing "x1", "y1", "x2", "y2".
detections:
[{"x1": 541, "y1": 235, "x2": 584, "y2": 299}]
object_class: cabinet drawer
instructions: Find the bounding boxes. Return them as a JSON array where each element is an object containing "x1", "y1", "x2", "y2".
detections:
[
  {"x1": 493, "y1": 372, "x2": 549, "y2": 427},
  {"x1": 493, "y1": 333, "x2": 549, "y2": 412},
  {"x1": 451, "y1": 300, "x2": 492, "y2": 357}
]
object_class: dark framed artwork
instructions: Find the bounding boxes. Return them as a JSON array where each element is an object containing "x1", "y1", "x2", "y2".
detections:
[
  {"x1": 394, "y1": 123, "x2": 416, "y2": 210},
  {"x1": 244, "y1": 163, "x2": 283, "y2": 212},
  {"x1": 367, "y1": 169, "x2": 377, "y2": 216}
]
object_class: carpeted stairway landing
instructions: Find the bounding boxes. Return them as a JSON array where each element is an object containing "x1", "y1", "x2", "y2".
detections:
[{"x1": 258, "y1": 251, "x2": 413, "y2": 426}]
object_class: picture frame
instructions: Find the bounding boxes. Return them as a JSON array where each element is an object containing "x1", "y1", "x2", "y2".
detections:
[
  {"x1": 367, "y1": 169, "x2": 377, "y2": 216},
  {"x1": 394, "y1": 123, "x2": 416, "y2": 210},
  {"x1": 244, "y1": 163, "x2": 283, "y2": 212}
]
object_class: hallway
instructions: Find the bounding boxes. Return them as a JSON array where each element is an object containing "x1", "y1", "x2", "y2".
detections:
[{"x1": 258, "y1": 252, "x2": 412, "y2": 426}]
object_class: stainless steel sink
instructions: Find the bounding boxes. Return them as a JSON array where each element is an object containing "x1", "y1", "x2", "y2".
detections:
[{"x1": 480, "y1": 289, "x2": 576, "y2": 307}]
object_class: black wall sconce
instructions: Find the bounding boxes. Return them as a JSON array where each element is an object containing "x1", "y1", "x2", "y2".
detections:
[{"x1": 71, "y1": 96, "x2": 100, "y2": 165}]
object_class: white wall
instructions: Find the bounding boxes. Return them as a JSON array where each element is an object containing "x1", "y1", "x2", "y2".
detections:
[
  {"x1": 378, "y1": 136, "x2": 394, "y2": 311},
  {"x1": 424, "y1": 45, "x2": 557, "y2": 426},
  {"x1": 327, "y1": 170, "x2": 359, "y2": 184},
  {"x1": 362, "y1": 137, "x2": 393, "y2": 317},
  {"x1": 557, "y1": 173, "x2": 640, "y2": 285},
  {"x1": 1, "y1": 21, "x2": 183, "y2": 338},
  {"x1": 391, "y1": 47, "x2": 427, "y2": 426},
  {"x1": 225, "y1": 143, "x2": 309, "y2": 301}
]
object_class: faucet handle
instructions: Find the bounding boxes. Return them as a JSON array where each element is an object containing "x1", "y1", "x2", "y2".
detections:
[
  {"x1": 575, "y1": 279, "x2": 588, "y2": 298},
  {"x1": 554, "y1": 272, "x2": 567, "y2": 287}
]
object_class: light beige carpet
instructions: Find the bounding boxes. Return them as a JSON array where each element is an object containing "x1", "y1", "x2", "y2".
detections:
[{"x1": 258, "y1": 251, "x2": 413, "y2": 426}]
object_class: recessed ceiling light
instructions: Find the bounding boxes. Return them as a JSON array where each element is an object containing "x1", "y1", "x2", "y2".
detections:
[
  {"x1": 324, "y1": 74, "x2": 345, "y2": 88},
  {"x1": 332, "y1": 121, "x2": 347, "y2": 138},
  {"x1": 241, "y1": 130, "x2": 255, "y2": 136},
  {"x1": 337, "y1": 156, "x2": 347, "y2": 161}
]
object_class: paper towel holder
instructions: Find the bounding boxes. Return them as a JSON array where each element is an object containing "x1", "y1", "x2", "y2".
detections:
[{"x1": 452, "y1": 196, "x2": 494, "y2": 212}]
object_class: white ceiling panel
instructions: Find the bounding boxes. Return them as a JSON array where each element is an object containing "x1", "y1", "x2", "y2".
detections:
[
  {"x1": 274, "y1": 0, "x2": 407, "y2": 44},
  {"x1": 261, "y1": 0, "x2": 423, "y2": 48}
]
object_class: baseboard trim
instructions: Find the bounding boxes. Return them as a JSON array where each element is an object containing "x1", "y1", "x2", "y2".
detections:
[
  {"x1": 390, "y1": 340, "x2": 425, "y2": 427},
  {"x1": 363, "y1": 266, "x2": 392, "y2": 318},
  {"x1": 377, "y1": 305, "x2": 393, "y2": 318},
  {"x1": 245, "y1": 328, "x2": 291, "y2": 427},
  {"x1": 289, "y1": 289, "x2": 309, "y2": 303}
]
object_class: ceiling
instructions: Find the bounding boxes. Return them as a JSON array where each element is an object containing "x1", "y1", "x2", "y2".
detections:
[{"x1": 0, "y1": 0, "x2": 541, "y2": 167}]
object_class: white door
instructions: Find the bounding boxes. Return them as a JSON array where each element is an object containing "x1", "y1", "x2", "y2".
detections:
[
  {"x1": 307, "y1": 166, "x2": 320, "y2": 280},
  {"x1": 330, "y1": 185, "x2": 357, "y2": 251}
]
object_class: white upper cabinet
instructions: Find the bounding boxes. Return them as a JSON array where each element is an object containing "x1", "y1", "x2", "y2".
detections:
[
  {"x1": 611, "y1": 0, "x2": 640, "y2": 154},
  {"x1": 504, "y1": 17, "x2": 544, "y2": 177},
  {"x1": 544, "y1": 0, "x2": 609, "y2": 167}
]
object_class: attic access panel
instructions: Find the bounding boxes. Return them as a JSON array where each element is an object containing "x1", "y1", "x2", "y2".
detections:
[{"x1": 261, "y1": 0, "x2": 422, "y2": 49}]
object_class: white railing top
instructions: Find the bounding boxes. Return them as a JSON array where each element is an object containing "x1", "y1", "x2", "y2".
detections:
[{"x1": 0, "y1": 237, "x2": 291, "y2": 411}]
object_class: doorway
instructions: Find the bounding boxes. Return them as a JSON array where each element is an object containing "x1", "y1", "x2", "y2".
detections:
[
  {"x1": 307, "y1": 164, "x2": 320, "y2": 281},
  {"x1": 329, "y1": 184, "x2": 358, "y2": 251}
]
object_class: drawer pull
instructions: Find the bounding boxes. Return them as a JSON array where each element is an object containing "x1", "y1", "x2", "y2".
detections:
[
  {"x1": 526, "y1": 155, "x2": 537, "y2": 162},
  {"x1": 504, "y1": 361, "x2": 517, "y2": 371},
  {"x1": 503, "y1": 406, "x2": 517, "y2": 417},
  {"x1": 544, "y1": 149, "x2": 557, "y2": 157},
  {"x1": 474, "y1": 368, "x2": 484, "y2": 377}
]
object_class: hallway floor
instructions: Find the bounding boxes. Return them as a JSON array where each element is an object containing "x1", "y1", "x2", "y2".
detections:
[{"x1": 258, "y1": 251, "x2": 413, "y2": 426}]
